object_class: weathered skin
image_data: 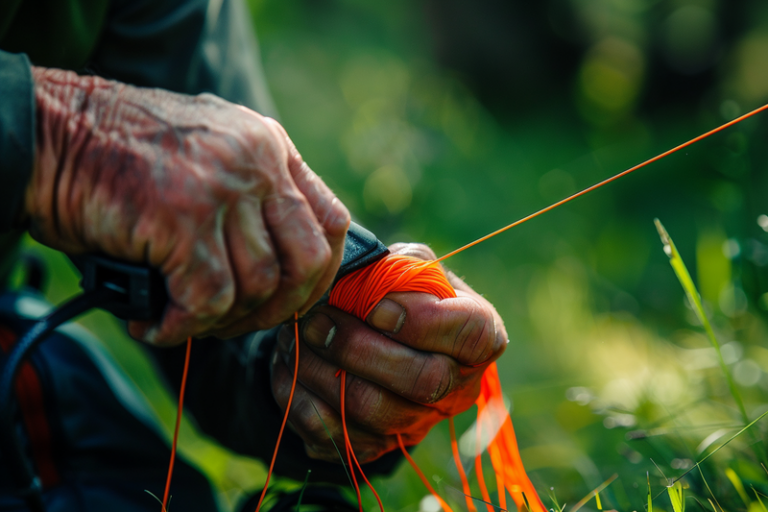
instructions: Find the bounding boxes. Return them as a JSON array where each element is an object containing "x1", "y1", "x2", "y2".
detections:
[
  {"x1": 272, "y1": 243, "x2": 508, "y2": 463},
  {"x1": 24, "y1": 68, "x2": 350, "y2": 345}
]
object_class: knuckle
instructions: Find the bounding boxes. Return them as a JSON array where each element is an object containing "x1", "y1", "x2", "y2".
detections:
[
  {"x1": 182, "y1": 275, "x2": 234, "y2": 320},
  {"x1": 292, "y1": 239, "x2": 331, "y2": 285},
  {"x1": 355, "y1": 445, "x2": 384, "y2": 464},
  {"x1": 331, "y1": 200, "x2": 352, "y2": 234},
  {"x1": 491, "y1": 320, "x2": 508, "y2": 358},
  {"x1": 293, "y1": 405, "x2": 327, "y2": 443},
  {"x1": 411, "y1": 357, "x2": 453, "y2": 404},
  {"x1": 305, "y1": 445, "x2": 335, "y2": 462},
  {"x1": 299, "y1": 352, "x2": 328, "y2": 384},
  {"x1": 319, "y1": 194, "x2": 350, "y2": 238},
  {"x1": 456, "y1": 303, "x2": 497, "y2": 365},
  {"x1": 345, "y1": 376, "x2": 386, "y2": 430},
  {"x1": 240, "y1": 256, "x2": 280, "y2": 306},
  {"x1": 264, "y1": 193, "x2": 304, "y2": 226}
]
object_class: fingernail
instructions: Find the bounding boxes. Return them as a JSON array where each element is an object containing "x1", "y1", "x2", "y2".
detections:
[
  {"x1": 304, "y1": 313, "x2": 336, "y2": 348},
  {"x1": 368, "y1": 299, "x2": 406, "y2": 333}
]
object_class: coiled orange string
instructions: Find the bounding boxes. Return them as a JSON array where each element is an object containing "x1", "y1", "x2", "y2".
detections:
[{"x1": 329, "y1": 254, "x2": 546, "y2": 512}]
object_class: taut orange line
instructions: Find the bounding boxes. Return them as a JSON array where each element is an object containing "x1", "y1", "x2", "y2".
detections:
[
  {"x1": 162, "y1": 337, "x2": 192, "y2": 512},
  {"x1": 435, "y1": 102, "x2": 768, "y2": 264},
  {"x1": 397, "y1": 434, "x2": 455, "y2": 512},
  {"x1": 448, "y1": 417, "x2": 476, "y2": 512},
  {"x1": 254, "y1": 312, "x2": 301, "y2": 512}
]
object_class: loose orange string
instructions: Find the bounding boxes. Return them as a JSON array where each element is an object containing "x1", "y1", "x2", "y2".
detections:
[
  {"x1": 487, "y1": 435, "x2": 507, "y2": 510},
  {"x1": 397, "y1": 433, "x2": 455, "y2": 512},
  {"x1": 254, "y1": 312, "x2": 301, "y2": 512},
  {"x1": 339, "y1": 370, "x2": 385, "y2": 512},
  {"x1": 339, "y1": 370, "x2": 363, "y2": 512},
  {"x1": 449, "y1": 417, "x2": 476, "y2": 512},
  {"x1": 474, "y1": 412, "x2": 494, "y2": 512},
  {"x1": 162, "y1": 336, "x2": 192, "y2": 512}
]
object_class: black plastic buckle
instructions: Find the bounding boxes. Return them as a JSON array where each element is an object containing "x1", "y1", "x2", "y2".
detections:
[{"x1": 69, "y1": 255, "x2": 167, "y2": 321}]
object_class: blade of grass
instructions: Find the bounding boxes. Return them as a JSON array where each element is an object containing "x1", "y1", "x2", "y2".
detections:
[
  {"x1": 548, "y1": 488, "x2": 564, "y2": 512},
  {"x1": 145, "y1": 490, "x2": 171, "y2": 511},
  {"x1": 655, "y1": 219, "x2": 766, "y2": 465},
  {"x1": 648, "y1": 473, "x2": 653, "y2": 512},
  {"x1": 654, "y1": 219, "x2": 747, "y2": 423},
  {"x1": 571, "y1": 474, "x2": 618, "y2": 512},
  {"x1": 295, "y1": 469, "x2": 311, "y2": 512},
  {"x1": 652, "y1": 408, "x2": 768, "y2": 502},
  {"x1": 752, "y1": 487, "x2": 768, "y2": 512},
  {"x1": 724, "y1": 468, "x2": 750, "y2": 508},
  {"x1": 445, "y1": 485, "x2": 508, "y2": 512},
  {"x1": 691, "y1": 498, "x2": 712, "y2": 512},
  {"x1": 651, "y1": 458, "x2": 671, "y2": 485},
  {"x1": 668, "y1": 481, "x2": 685, "y2": 512},
  {"x1": 698, "y1": 466, "x2": 725, "y2": 512},
  {"x1": 309, "y1": 399, "x2": 355, "y2": 490}
]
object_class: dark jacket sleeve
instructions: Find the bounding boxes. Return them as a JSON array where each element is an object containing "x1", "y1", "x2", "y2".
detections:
[{"x1": 0, "y1": 50, "x2": 34, "y2": 232}]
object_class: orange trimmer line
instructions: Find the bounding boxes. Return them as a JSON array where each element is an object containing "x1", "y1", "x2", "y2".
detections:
[
  {"x1": 254, "y1": 313, "x2": 301, "y2": 512},
  {"x1": 435, "y1": 102, "x2": 768, "y2": 264},
  {"x1": 449, "y1": 417, "x2": 476, "y2": 512},
  {"x1": 161, "y1": 336, "x2": 192, "y2": 512},
  {"x1": 397, "y1": 433, "x2": 455, "y2": 512},
  {"x1": 339, "y1": 370, "x2": 385, "y2": 512}
]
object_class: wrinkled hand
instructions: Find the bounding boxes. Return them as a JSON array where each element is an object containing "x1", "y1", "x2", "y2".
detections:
[
  {"x1": 24, "y1": 68, "x2": 350, "y2": 345},
  {"x1": 271, "y1": 243, "x2": 508, "y2": 463}
]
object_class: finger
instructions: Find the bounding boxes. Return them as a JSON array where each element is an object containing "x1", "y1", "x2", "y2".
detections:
[
  {"x1": 130, "y1": 219, "x2": 235, "y2": 345},
  {"x1": 271, "y1": 346, "x2": 398, "y2": 463},
  {"x1": 299, "y1": 307, "x2": 470, "y2": 406},
  {"x1": 246, "y1": 122, "x2": 332, "y2": 328},
  {"x1": 265, "y1": 118, "x2": 350, "y2": 313},
  {"x1": 277, "y1": 325, "x2": 456, "y2": 430},
  {"x1": 365, "y1": 290, "x2": 506, "y2": 367},
  {"x1": 203, "y1": 196, "x2": 281, "y2": 339}
]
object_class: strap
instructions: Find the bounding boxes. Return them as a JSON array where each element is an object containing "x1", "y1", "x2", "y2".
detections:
[{"x1": 335, "y1": 222, "x2": 389, "y2": 283}]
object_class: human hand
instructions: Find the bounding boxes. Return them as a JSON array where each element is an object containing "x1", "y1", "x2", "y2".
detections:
[
  {"x1": 24, "y1": 68, "x2": 350, "y2": 345},
  {"x1": 271, "y1": 243, "x2": 508, "y2": 463}
]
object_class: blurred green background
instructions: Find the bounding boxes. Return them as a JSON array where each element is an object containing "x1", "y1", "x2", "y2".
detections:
[{"x1": 16, "y1": 0, "x2": 768, "y2": 511}]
